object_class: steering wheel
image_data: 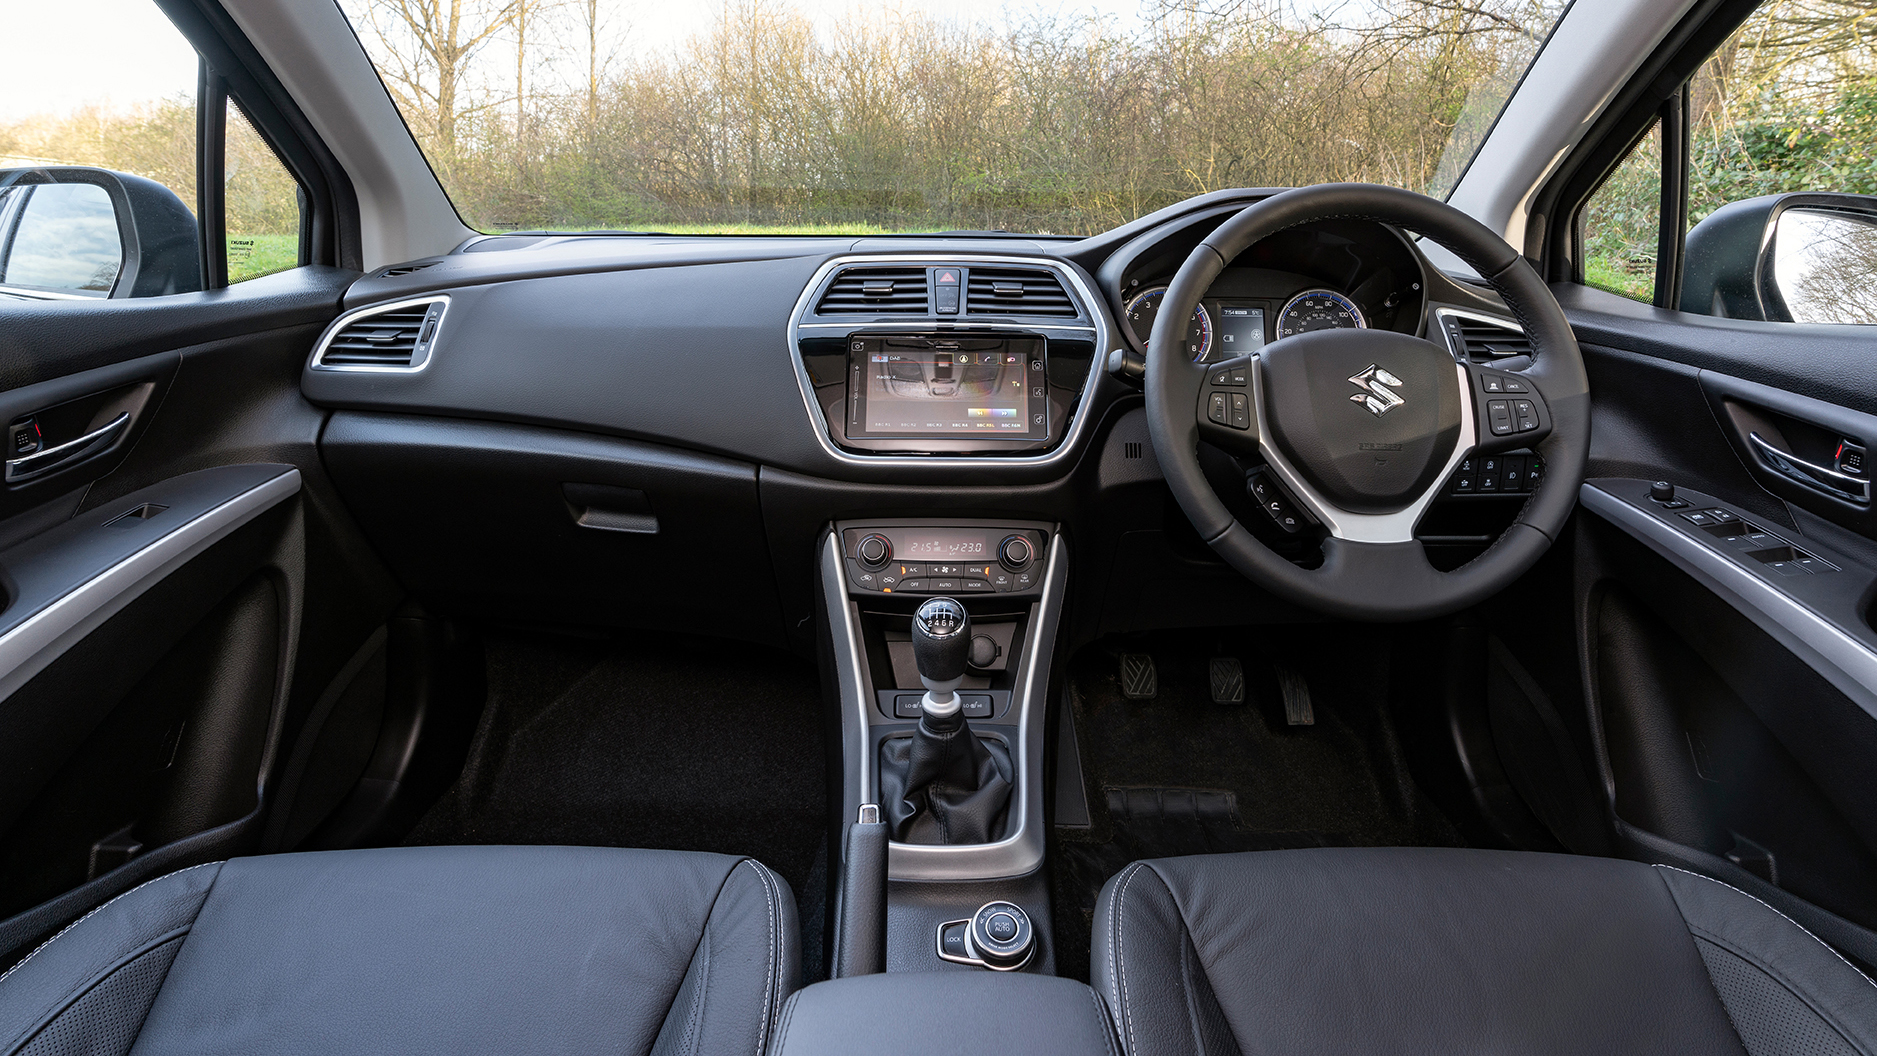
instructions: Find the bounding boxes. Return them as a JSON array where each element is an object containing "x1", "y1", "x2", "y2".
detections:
[{"x1": 1144, "y1": 184, "x2": 1590, "y2": 621}]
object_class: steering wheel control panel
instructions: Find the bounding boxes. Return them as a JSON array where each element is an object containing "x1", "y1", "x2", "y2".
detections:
[{"x1": 842, "y1": 524, "x2": 1047, "y2": 597}]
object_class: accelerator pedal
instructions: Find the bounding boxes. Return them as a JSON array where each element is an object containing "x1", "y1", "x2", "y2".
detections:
[
  {"x1": 1276, "y1": 664, "x2": 1314, "y2": 725},
  {"x1": 1209, "y1": 658, "x2": 1245, "y2": 704},
  {"x1": 1119, "y1": 653, "x2": 1157, "y2": 700}
]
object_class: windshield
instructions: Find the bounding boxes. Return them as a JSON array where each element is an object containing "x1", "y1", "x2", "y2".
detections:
[{"x1": 340, "y1": 0, "x2": 1568, "y2": 236}]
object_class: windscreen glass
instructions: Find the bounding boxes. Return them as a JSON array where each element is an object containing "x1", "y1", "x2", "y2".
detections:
[{"x1": 337, "y1": 0, "x2": 1568, "y2": 235}]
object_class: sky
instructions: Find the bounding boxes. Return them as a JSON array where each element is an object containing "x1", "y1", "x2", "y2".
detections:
[{"x1": 0, "y1": 0, "x2": 1157, "y2": 123}]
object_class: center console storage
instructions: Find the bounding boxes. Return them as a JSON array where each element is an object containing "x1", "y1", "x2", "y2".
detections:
[{"x1": 771, "y1": 973, "x2": 1117, "y2": 1056}]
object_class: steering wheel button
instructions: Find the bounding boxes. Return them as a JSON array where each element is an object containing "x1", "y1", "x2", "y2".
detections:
[
  {"x1": 1210, "y1": 368, "x2": 1232, "y2": 386},
  {"x1": 1227, "y1": 366, "x2": 1250, "y2": 386},
  {"x1": 1482, "y1": 375, "x2": 1504, "y2": 393},
  {"x1": 1503, "y1": 377, "x2": 1529, "y2": 393},
  {"x1": 1229, "y1": 392, "x2": 1251, "y2": 429},
  {"x1": 1208, "y1": 392, "x2": 1228, "y2": 424}
]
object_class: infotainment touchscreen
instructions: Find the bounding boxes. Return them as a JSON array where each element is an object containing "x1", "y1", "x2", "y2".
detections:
[{"x1": 846, "y1": 334, "x2": 1048, "y2": 440}]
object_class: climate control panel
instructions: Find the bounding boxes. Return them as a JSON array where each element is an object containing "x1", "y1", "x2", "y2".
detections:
[{"x1": 841, "y1": 524, "x2": 1047, "y2": 596}]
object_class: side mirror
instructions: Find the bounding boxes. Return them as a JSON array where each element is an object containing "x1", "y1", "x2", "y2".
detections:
[
  {"x1": 1681, "y1": 191, "x2": 1877, "y2": 323},
  {"x1": 0, "y1": 166, "x2": 200, "y2": 300}
]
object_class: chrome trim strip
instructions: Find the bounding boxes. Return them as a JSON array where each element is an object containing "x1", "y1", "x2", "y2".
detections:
[
  {"x1": 824, "y1": 531, "x2": 875, "y2": 840},
  {"x1": 1580, "y1": 482, "x2": 1877, "y2": 722},
  {"x1": 786, "y1": 254, "x2": 1116, "y2": 469},
  {"x1": 0, "y1": 467, "x2": 301, "y2": 704},
  {"x1": 307, "y1": 295, "x2": 449, "y2": 373},
  {"x1": 5, "y1": 413, "x2": 130, "y2": 483},
  {"x1": 1249, "y1": 358, "x2": 1478, "y2": 544}
]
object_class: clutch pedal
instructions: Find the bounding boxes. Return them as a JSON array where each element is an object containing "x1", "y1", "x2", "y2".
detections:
[{"x1": 1119, "y1": 653, "x2": 1157, "y2": 700}]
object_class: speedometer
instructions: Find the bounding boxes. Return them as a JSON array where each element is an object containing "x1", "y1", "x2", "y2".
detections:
[
  {"x1": 1277, "y1": 289, "x2": 1366, "y2": 337},
  {"x1": 1125, "y1": 286, "x2": 1214, "y2": 362}
]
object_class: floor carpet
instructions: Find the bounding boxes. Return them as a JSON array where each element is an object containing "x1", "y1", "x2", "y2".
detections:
[
  {"x1": 404, "y1": 627, "x2": 830, "y2": 980},
  {"x1": 1051, "y1": 627, "x2": 1466, "y2": 980}
]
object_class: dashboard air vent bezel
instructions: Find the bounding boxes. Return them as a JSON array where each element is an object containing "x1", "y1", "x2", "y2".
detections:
[{"x1": 309, "y1": 296, "x2": 449, "y2": 373}]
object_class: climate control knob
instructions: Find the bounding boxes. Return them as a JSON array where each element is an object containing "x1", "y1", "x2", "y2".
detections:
[
  {"x1": 856, "y1": 534, "x2": 892, "y2": 570},
  {"x1": 998, "y1": 535, "x2": 1034, "y2": 571}
]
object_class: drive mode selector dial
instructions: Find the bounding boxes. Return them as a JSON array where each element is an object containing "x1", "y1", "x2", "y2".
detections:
[
  {"x1": 998, "y1": 535, "x2": 1034, "y2": 571},
  {"x1": 856, "y1": 534, "x2": 892, "y2": 570},
  {"x1": 969, "y1": 901, "x2": 1035, "y2": 970}
]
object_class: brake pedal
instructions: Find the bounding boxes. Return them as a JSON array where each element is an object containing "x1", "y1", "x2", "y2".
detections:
[
  {"x1": 1119, "y1": 654, "x2": 1157, "y2": 700},
  {"x1": 1276, "y1": 664, "x2": 1314, "y2": 725},
  {"x1": 1209, "y1": 658, "x2": 1244, "y2": 704}
]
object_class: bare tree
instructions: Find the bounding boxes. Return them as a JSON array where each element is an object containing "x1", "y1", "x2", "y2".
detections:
[{"x1": 350, "y1": 0, "x2": 519, "y2": 152}]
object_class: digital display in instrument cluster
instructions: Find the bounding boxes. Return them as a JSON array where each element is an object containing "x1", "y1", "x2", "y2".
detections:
[
  {"x1": 847, "y1": 334, "x2": 1049, "y2": 441},
  {"x1": 1215, "y1": 305, "x2": 1266, "y2": 353}
]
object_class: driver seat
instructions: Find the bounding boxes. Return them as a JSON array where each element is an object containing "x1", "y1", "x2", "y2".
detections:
[{"x1": 1093, "y1": 847, "x2": 1877, "y2": 1055}]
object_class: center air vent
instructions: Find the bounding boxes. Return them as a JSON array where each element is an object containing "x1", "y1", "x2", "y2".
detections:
[
  {"x1": 966, "y1": 267, "x2": 1077, "y2": 317},
  {"x1": 313, "y1": 298, "x2": 447, "y2": 371},
  {"x1": 1450, "y1": 316, "x2": 1533, "y2": 360},
  {"x1": 816, "y1": 266, "x2": 930, "y2": 314}
]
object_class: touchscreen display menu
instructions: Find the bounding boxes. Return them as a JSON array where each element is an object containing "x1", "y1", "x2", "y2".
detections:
[{"x1": 847, "y1": 335, "x2": 1048, "y2": 440}]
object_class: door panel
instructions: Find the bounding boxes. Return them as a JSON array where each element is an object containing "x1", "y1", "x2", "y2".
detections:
[
  {"x1": 1560, "y1": 280, "x2": 1877, "y2": 967},
  {"x1": 0, "y1": 268, "x2": 410, "y2": 962}
]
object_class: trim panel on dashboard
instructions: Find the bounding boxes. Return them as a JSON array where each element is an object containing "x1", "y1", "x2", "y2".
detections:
[{"x1": 787, "y1": 255, "x2": 1117, "y2": 470}]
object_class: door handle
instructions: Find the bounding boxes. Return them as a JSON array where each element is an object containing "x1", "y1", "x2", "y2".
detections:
[
  {"x1": 1748, "y1": 431, "x2": 1871, "y2": 505},
  {"x1": 5, "y1": 412, "x2": 131, "y2": 484}
]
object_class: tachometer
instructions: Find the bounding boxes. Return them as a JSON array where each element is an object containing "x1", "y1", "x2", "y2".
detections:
[
  {"x1": 1125, "y1": 286, "x2": 1214, "y2": 362},
  {"x1": 1277, "y1": 289, "x2": 1366, "y2": 337}
]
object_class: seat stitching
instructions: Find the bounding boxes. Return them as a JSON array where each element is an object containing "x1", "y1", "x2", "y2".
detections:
[
  {"x1": 1682, "y1": 919, "x2": 1867, "y2": 1053},
  {"x1": 769, "y1": 990, "x2": 801, "y2": 1056},
  {"x1": 1655, "y1": 865, "x2": 1877, "y2": 992},
  {"x1": 1113, "y1": 863, "x2": 1148, "y2": 1056},
  {"x1": 0, "y1": 862, "x2": 221, "y2": 988},
  {"x1": 740, "y1": 859, "x2": 781, "y2": 1056}
]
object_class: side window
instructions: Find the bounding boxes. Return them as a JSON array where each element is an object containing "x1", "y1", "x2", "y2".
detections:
[
  {"x1": 0, "y1": 3, "x2": 306, "y2": 300},
  {"x1": 224, "y1": 99, "x2": 303, "y2": 284},
  {"x1": 1580, "y1": 1, "x2": 1877, "y2": 322},
  {"x1": 1582, "y1": 122, "x2": 1663, "y2": 304}
]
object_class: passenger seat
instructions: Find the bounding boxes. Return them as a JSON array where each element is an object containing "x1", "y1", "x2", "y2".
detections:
[{"x1": 0, "y1": 845, "x2": 796, "y2": 1056}]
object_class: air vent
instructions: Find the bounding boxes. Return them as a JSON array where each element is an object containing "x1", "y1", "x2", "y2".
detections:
[
  {"x1": 816, "y1": 267, "x2": 930, "y2": 314},
  {"x1": 1452, "y1": 317, "x2": 1533, "y2": 360},
  {"x1": 966, "y1": 267, "x2": 1077, "y2": 317},
  {"x1": 380, "y1": 261, "x2": 439, "y2": 278},
  {"x1": 314, "y1": 298, "x2": 447, "y2": 371}
]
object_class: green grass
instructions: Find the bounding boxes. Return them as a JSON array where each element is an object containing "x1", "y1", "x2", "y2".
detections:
[
  {"x1": 226, "y1": 233, "x2": 299, "y2": 284},
  {"x1": 483, "y1": 221, "x2": 956, "y2": 236},
  {"x1": 1583, "y1": 254, "x2": 1655, "y2": 303}
]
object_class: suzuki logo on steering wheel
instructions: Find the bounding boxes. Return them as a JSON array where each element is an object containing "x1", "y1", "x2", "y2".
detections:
[{"x1": 1348, "y1": 365, "x2": 1406, "y2": 417}]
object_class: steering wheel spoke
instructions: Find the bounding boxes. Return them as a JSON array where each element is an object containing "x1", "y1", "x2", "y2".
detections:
[{"x1": 1193, "y1": 353, "x2": 1261, "y2": 456}]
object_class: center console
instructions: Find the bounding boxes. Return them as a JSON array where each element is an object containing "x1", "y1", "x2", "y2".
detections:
[{"x1": 821, "y1": 516, "x2": 1066, "y2": 974}]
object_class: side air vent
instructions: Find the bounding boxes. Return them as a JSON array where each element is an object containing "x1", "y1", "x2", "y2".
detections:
[
  {"x1": 380, "y1": 261, "x2": 439, "y2": 278},
  {"x1": 1452, "y1": 317, "x2": 1533, "y2": 360},
  {"x1": 816, "y1": 267, "x2": 930, "y2": 314},
  {"x1": 966, "y1": 267, "x2": 1077, "y2": 317},
  {"x1": 313, "y1": 298, "x2": 447, "y2": 371}
]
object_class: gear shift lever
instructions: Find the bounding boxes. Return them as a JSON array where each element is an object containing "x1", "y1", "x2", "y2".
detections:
[
  {"x1": 880, "y1": 597, "x2": 1014, "y2": 844},
  {"x1": 912, "y1": 597, "x2": 971, "y2": 724}
]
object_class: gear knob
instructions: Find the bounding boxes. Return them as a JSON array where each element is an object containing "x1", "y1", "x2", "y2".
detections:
[{"x1": 912, "y1": 597, "x2": 971, "y2": 720}]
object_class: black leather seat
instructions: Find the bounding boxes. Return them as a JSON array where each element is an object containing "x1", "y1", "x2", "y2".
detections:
[
  {"x1": 0, "y1": 845, "x2": 796, "y2": 1056},
  {"x1": 1093, "y1": 847, "x2": 1877, "y2": 1056}
]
